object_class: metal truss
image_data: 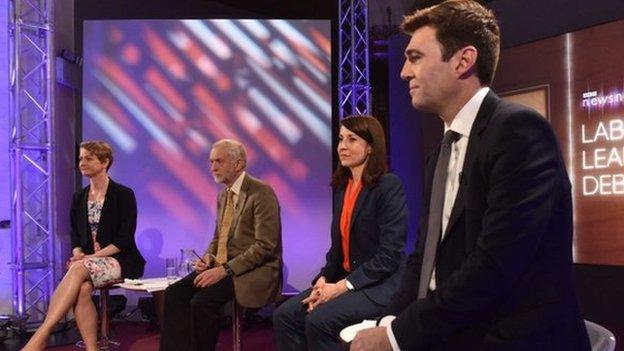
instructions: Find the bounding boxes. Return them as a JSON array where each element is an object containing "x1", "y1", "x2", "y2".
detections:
[
  {"x1": 8, "y1": 0, "x2": 55, "y2": 329},
  {"x1": 338, "y1": 0, "x2": 371, "y2": 117}
]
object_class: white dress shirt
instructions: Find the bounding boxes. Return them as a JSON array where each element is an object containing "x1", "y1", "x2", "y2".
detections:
[
  {"x1": 228, "y1": 171, "x2": 246, "y2": 206},
  {"x1": 430, "y1": 86, "x2": 489, "y2": 291},
  {"x1": 384, "y1": 87, "x2": 490, "y2": 351}
]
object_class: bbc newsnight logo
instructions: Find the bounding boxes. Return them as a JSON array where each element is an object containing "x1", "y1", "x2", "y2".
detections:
[{"x1": 582, "y1": 90, "x2": 624, "y2": 109}]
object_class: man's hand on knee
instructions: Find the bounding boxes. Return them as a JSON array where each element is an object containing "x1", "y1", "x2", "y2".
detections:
[{"x1": 193, "y1": 266, "x2": 228, "y2": 288}]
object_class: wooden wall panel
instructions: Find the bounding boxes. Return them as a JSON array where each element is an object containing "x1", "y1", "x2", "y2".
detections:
[{"x1": 493, "y1": 19, "x2": 624, "y2": 265}]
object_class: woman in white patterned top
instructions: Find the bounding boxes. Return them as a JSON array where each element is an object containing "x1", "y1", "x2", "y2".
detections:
[{"x1": 23, "y1": 141, "x2": 145, "y2": 351}]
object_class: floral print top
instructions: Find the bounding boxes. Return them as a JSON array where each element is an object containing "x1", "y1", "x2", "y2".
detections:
[{"x1": 87, "y1": 200, "x2": 104, "y2": 252}]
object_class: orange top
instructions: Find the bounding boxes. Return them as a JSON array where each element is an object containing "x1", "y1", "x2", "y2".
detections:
[{"x1": 339, "y1": 178, "x2": 363, "y2": 272}]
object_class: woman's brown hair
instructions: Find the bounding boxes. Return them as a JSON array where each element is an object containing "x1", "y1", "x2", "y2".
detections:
[
  {"x1": 331, "y1": 115, "x2": 388, "y2": 188},
  {"x1": 80, "y1": 141, "x2": 114, "y2": 171}
]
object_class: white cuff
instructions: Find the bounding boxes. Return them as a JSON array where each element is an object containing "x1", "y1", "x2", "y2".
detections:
[
  {"x1": 345, "y1": 279, "x2": 355, "y2": 291},
  {"x1": 379, "y1": 315, "x2": 400, "y2": 351}
]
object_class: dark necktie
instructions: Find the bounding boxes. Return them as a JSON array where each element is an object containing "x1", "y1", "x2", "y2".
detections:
[{"x1": 418, "y1": 130, "x2": 460, "y2": 299}]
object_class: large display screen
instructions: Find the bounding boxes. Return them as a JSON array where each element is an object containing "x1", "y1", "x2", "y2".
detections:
[
  {"x1": 83, "y1": 19, "x2": 332, "y2": 291},
  {"x1": 494, "y1": 19, "x2": 624, "y2": 265}
]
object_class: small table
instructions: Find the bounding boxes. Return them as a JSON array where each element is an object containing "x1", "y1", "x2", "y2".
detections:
[{"x1": 118, "y1": 277, "x2": 179, "y2": 327}]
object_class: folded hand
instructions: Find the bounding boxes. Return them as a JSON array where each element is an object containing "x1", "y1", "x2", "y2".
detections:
[
  {"x1": 66, "y1": 253, "x2": 85, "y2": 269},
  {"x1": 302, "y1": 278, "x2": 348, "y2": 312}
]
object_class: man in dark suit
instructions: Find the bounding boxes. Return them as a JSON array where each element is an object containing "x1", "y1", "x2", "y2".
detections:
[
  {"x1": 160, "y1": 139, "x2": 282, "y2": 351},
  {"x1": 351, "y1": 1, "x2": 590, "y2": 350}
]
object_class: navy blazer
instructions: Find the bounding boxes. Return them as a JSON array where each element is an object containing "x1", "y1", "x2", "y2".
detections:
[
  {"x1": 317, "y1": 173, "x2": 408, "y2": 305},
  {"x1": 70, "y1": 179, "x2": 146, "y2": 279},
  {"x1": 385, "y1": 92, "x2": 590, "y2": 350}
]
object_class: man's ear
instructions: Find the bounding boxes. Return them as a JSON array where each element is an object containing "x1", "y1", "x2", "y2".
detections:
[
  {"x1": 455, "y1": 45, "x2": 478, "y2": 77},
  {"x1": 236, "y1": 159, "x2": 246, "y2": 172}
]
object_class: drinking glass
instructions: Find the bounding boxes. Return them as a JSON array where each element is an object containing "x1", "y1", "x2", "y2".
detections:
[
  {"x1": 165, "y1": 257, "x2": 177, "y2": 283},
  {"x1": 179, "y1": 249, "x2": 196, "y2": 276}
]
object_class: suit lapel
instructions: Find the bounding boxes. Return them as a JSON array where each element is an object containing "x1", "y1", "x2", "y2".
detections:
[
  {"x1": 349, "y1": 185, "x2": 370, "y2": 229},
  {"x1": 441, "y1": 144, "x2": 472, "y2": 241},
  {"x1": 423, "y1": 148, "x2": 441, "y2": 210},
  {"x1": 332, "y1": 187, "x2": 345, "y2": 234},
  {"x1": 440, "y1": 91, "x2": 499, "y2": 242},
  {"x1": 98, "y1": 180, "x2": 114, "y2": 237},
  {"x1": 216, "y1": 190, "x2": 227, "y2": 231},
  {"x1": 335, "y1": 187, "x2": 345, "y2": 216},
  {"x1": 230, "y1": 175, "x2": 249, "y2": 236},
  {"x1": 79, "y1": 187, "x2": 89, "y2": 245}
]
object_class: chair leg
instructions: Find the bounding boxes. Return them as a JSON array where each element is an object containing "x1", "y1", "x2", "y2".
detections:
[
  {"x1": 232, "y1": 301, "x2": 242, "y2": 351},
  {"x1": 100, "y1": 289, "x2": 110, "y2": 348},
  {"x1": 75, "y1": 287, "x2": 118, "y2": 350},
  {"x1": 97, "y1": 288, "x2": 119, "y2": 350}
]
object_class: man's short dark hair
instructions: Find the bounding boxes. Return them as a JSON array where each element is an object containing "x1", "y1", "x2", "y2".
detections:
[{"x1": 401, "y1": 0, "x2": 500, "y2": 85}]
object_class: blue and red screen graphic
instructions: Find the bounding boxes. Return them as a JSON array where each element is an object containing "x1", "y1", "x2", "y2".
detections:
[{"x1": 83, "y1": 19, "x2": 332, "y2": 291}]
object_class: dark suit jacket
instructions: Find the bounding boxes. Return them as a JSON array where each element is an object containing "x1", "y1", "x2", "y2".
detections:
[
  {"x1": 70, "y1": 179, "x2": 146, "y2": 279},
  {"x1": 206, "y1": 174, "x2": 282, "y2": 308},
  {"x1": 318, "y1": 173, "x2": 408, "y2": 305},
  {"x1": 385, "y1": 92, "x2": 590, "y2": 350}
]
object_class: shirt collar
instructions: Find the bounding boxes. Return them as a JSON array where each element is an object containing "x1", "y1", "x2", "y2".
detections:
[
  {"x1": 228, "y1": 171, "x2": 246, "y2": 196},
  {"x1": 444, "y1": 87, "x2": 490, "y2": 138}
]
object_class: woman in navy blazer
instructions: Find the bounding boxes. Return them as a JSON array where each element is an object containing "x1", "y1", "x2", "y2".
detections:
[
  {"x1": 24, "y1": 141, "x2": 145, "y2": 351},
  {"x1": 274, "y1": 116, "x2": 408, "y2": 350}
]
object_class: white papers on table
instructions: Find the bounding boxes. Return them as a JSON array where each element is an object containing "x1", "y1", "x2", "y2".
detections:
[{"x1": 121, "y1": 277, "x2": 178, "y2": 292}]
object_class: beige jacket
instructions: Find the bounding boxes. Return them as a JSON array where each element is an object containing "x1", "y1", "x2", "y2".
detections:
[{"x1": 207, "y1": 174, "x2": 282, "y2": 307}]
